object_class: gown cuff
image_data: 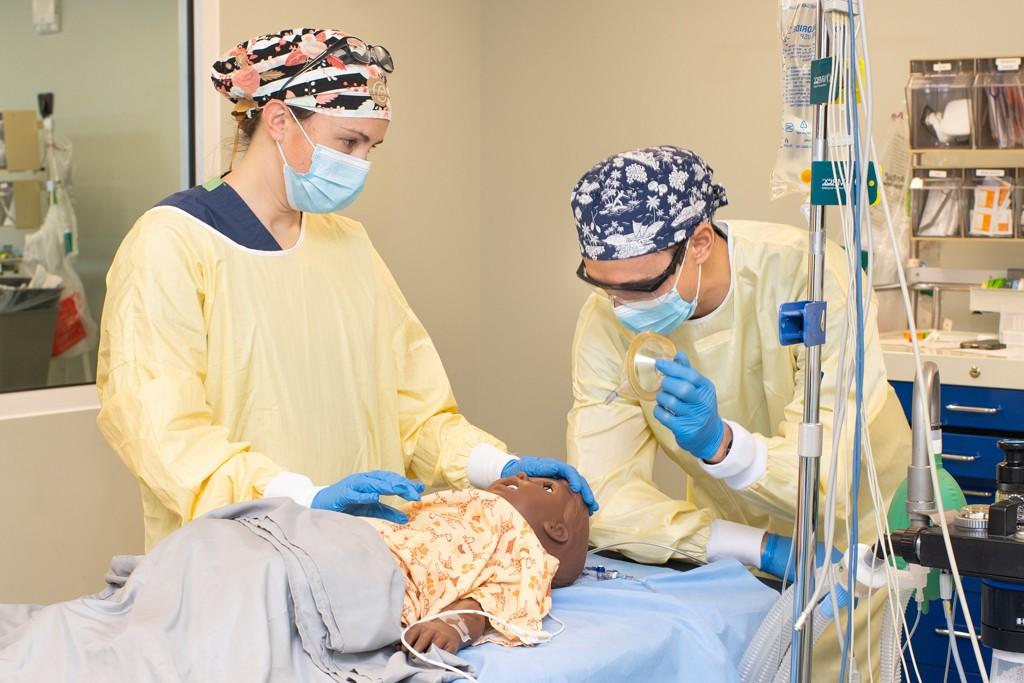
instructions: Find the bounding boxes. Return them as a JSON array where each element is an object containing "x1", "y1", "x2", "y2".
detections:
[
  {"x1": 706, "y1": 519, "x2": 767, "y2": 568},
  {"x1": 467, "y1": 443, "x2": 517, "y2": 488},
  {"x1": 263, "y1": 471, "x2": 325, "y2": 507},
  {"x1": 699, "y1": 419, "x2": 768, "y2": 490}
]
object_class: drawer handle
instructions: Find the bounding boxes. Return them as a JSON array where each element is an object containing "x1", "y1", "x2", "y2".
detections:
[
  {"x1": 940, "y1": 453, "x2": 979, "y2": 463},
  {"x1": 961, "y1": 490, "x2": 994, "y2": 499},
  {"x1": 934, "y1": 627, "x2": 977, "y2": 641},
  {"x1": 946, "y1": 403, "x2": 1000, "y2": 415}
]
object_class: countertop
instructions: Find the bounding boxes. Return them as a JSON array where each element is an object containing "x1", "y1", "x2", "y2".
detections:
[{"x1": 881, "y1": 332, "x2": 1024, "y2": 390}]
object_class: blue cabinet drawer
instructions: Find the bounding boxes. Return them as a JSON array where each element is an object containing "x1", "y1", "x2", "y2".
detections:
[
  {"x1": 941, "y1": 433, "x2": 1007, "y2": 482},
  {"x1": 941, "y1": 385, "x2": 1024, "y2": 433},
  {"x1": 891, "y1": 381, "x2": 1024, "y2": 433}
]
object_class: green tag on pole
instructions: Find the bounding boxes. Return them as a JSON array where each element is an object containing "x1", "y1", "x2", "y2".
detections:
[
  {"x1": 810, "y1": 57, "x2": 833, "y2": 105},
  {"x1": 810, "y1": 161, "x2": 879, "y2": 205}
]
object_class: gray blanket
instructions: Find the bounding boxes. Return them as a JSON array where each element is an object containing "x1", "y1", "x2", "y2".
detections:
[{"x1": 0, "y1": 498, "x2": 473, "y2": 682}]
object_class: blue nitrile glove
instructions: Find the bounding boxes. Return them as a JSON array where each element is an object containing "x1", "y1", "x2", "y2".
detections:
[
  {"x1": 311, "y1": 470, "x2": 425, "y2": 524},
  {"x1": 500, "y1": 457, "x2": 599, "y2": 514},
  {"x1": 818, "y1": 582, "x2": 852, "y2": 620},
  {"x1": 653, "y1": 352, "x2": 726, "y2": 460},
  {"x1": 760, "y1": 533, "x2": 843, "y2": 583}
]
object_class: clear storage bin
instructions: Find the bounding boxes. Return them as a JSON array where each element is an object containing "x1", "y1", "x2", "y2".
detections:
[
  {"x1": 966, "y1": 168, "x2": 1015, "y2": 237},
  {"x1": 910, "y1": 168, "x2": 965, "y2": 237},
  {"x1": 1017, "y1": 168, "x2": 1024, "y2": 237},
  {"x1": 975, "y1": 58, "x2": 1024, "y2": 149},
  {"x1": 907, "y1": 59, "x2": 975, "y2": 149}
]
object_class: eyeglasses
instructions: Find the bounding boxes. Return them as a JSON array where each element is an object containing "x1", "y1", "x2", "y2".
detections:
[
  {"x1": 576, "y1": 240, "x2": 688, "y2": 294},
  {"x1": 277, "y1": 35, "x2": 394, "y2": 100}
]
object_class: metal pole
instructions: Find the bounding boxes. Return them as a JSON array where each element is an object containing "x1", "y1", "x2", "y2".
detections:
[
  {"x1": 790, "y1": 1, "x2": 829, "y2": 680},
  {"x1": 906, "y1": 361, "x2": 940, "y2": 527}
]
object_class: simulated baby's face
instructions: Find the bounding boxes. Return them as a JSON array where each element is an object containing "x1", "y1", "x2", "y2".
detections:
[
  {"x1": 487, "y1": 472, "x2": 589, "y2": 588},
  {"x1": 488, "y1": 474, "x2": 569, "y2": 514}
]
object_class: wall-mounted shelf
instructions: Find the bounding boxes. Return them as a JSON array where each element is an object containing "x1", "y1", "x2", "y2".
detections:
[
  {"x1": 0, "y1": 170, "x2": 46, "y2": 183},
  {"x1": 911, "y1": 149, "x2": 1024, "y2": 154},
  {"x1": 911, "y1": 236, "x2": 1024, "y2": 242},
  {"x1": 905, "y1": 56, "x2": 1024, "y2": 327}
]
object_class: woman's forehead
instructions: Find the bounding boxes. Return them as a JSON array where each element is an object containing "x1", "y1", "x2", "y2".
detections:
[{"x1": 314, "y1": 115, "x2": 388, "y2": 143}]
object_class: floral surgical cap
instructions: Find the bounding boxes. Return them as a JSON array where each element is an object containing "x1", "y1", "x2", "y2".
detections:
[
  {"x1": 211, "y1": 28, "x2": 391, "y2": 120},
  {"x1": 571, "y1": 146, "x2": 728, "y2": 260}
]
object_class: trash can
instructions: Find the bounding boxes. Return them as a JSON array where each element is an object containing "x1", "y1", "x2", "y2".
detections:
[{"x1": 0, "y1": 276, "x2": 62, "y2": 392}]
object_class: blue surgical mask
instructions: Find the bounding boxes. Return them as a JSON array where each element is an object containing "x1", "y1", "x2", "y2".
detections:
[
  {"x1": 613, "y1": 249, "x2": 701, "y2": 335},
  {"x1": 277, "y1": 109, "x2": 370, "y2": 214}
]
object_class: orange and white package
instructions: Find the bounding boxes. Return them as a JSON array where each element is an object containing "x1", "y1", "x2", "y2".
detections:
[{"x1": 970, "y1": 178, "x2": 1013, "y2": 236}]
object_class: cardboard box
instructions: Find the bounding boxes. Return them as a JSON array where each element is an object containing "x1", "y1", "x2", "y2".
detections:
[
  {"x1": 0, "y1": 111, "x2": 41, "y2": 171},
  {"x1": 12, "y1": 180, "x2": 43, "y2": 229}
]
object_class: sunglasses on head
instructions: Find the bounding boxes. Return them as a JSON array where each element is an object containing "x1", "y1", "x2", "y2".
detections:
[{"x1": 277, "y1": 35, "x2": 394, "y2": 99}]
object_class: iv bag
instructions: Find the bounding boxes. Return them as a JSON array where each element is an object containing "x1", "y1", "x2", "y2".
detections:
[{"x1": 771, "y1": 0, "x2": 818, "y2": 200}]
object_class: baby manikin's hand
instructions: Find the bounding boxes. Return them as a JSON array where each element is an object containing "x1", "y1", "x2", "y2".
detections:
[{"x1": 404, "y1": 619, "x2": 465, "y2": 654}]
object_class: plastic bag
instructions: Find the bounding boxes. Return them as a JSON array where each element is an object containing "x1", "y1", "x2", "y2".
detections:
[
  {"x1": 21, "y1": 185, "x2": 96, "y2": 359},
  {"x1": 867, "y1": 112, "x2": 913, "y2": 331},
  {"x1": 770, "y1": 0, "x2": 819, "y2": 200}
]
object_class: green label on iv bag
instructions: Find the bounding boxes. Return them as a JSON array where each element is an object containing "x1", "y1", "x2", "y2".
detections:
[
  {"x1": 810, "y1": 57, "x2": 833, "y2": 104},
  {"x1": 810, "y1": 161, "x2": 878, "y2": 206}
]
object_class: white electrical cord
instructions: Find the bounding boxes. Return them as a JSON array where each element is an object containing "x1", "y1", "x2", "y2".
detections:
[
  {"x1": 788, "y1": 7, "x2": 932, "y2": 682},
  {"x1": 943, "y1": 600, "x2": 969, "y2": 683},
  {"x1": 400, "y1": 609, "x2": 567, "y2": 683},
  {"x1": 850, "y1": 8, "x2": 932, "y2": 679}
]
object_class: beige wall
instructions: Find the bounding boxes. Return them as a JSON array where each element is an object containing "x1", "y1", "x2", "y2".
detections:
[
  {"x1": 0, "y1": 398, "x2": 142, "y2": 603},
  {"x1": 0, "y1": 0, "x2": 183, "y2": 385}
]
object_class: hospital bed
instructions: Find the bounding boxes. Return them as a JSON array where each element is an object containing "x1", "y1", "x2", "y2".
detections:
[{"x1": 459, "y1": 556, "x2": 778, "y2": 683}]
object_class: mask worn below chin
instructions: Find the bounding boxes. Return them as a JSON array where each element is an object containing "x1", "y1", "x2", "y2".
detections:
[
  {"x1": 276, "y1": 108, "x2": 371, "y2": 213},
  {"x1": 613, "y1": 246, "x2": 701, "y2": 335}
]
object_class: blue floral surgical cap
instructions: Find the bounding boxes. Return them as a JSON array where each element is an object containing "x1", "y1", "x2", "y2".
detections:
[{"x1": 571, "y1": 146, "x2": 728, "y2": 260}]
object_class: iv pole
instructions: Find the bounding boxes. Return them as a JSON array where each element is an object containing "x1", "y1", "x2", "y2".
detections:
[{"x1": 790, "y1": 1, "x2": 830, "y2": 680}]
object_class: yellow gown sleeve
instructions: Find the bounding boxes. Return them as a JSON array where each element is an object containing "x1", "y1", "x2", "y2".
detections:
[
  {"x1": 566, "y1": 296, "x2": 715, "y2": 564},
  {"x1": 726, "y1": 251, "x2": 907, "y2": 547},
  {"x1": 96, "y1": 216, "x2": 283, "y2": 527},
  {"x1": 372, "y1": 249, "x2": 506, "y2": 489}
]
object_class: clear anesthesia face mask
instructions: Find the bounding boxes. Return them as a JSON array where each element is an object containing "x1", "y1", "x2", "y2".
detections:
[{"x1": 605, "y1": 331, "x2": 678, "y2": 404}]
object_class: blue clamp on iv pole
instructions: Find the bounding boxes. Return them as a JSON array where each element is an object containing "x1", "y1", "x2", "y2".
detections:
[{"x1": 779, "y1": 300, "x2": 827, "y2": 347}]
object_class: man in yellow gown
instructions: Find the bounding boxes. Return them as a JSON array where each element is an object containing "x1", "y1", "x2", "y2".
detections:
[{"x1": 566, "y1": 146, "x2": 910, "y2": 679}]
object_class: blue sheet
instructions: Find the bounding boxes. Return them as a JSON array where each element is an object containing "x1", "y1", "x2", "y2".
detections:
[{"x1": 457, "y1": 557, "x2": 778, "y2": 683}]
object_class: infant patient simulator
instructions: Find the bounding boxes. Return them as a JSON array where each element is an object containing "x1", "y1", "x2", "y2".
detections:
[
  {"x1": 0, "y1": 474, "x2": 589, "y2": 682},
  {"x1": 368, "y1": 472, "x2": 590, "y2": 655}
]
